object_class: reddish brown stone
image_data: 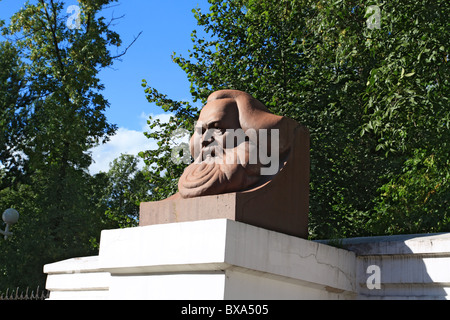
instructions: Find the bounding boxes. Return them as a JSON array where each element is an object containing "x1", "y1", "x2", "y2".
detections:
[{"x1": 139, "y1": 90, "x2": 309, "y2": 238}]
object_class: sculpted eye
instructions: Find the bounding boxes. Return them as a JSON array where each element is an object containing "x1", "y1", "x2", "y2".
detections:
[{"x1": 209, "y1": 122, "x2": 225, "y2": 134}]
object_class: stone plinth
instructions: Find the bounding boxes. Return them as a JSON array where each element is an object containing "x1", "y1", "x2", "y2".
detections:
[
  {"x1": 44, "y1": 256, "x2": 110, "y2": 300},
  {"x1": 139, "y1": 124, "x2": 310, "y2": 239},
  {"x1": 44, "y1": 219, "x2": 356, "y2": 300},
  {"x1": 44, "y1": 220, "x2": 450, "y2": 300}
]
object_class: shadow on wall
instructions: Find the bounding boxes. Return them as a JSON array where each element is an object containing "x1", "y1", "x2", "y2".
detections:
[{"x1": 333, "y1": 233, "x2": 450, "y2": 299}]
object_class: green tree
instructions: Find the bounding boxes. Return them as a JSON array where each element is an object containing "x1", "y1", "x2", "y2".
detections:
[
  {"x1": 138, "y1": 105, "x2": 198, "y2": 201},
  {"x1": 0, "y1": 0, "x2": 130, "y2": 291},
  {"x1": 100, "y1": 154, "x2": 152, "y2": 228},
  {"x1": 141, "y1": 0, "x2": 449, "y2": 239},
  {"x1": 0, "y1": 41, "x2": 31, "y2": 189},
  {"x1": 0, "y1": 171, "x2": 105, "y2": 291}
]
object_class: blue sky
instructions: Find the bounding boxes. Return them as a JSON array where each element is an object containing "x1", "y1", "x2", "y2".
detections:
[
  {"x1": 96, "y1": 0, "x2": 210, "y2": 130},
  {"x1": 1, "y1": 0, "x2": 211, "y2": 173}
]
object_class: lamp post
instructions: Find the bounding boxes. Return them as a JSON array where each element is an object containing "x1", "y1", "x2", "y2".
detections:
[{"x1": 1, "y1": 208, "x2": 19, "y2": 240}]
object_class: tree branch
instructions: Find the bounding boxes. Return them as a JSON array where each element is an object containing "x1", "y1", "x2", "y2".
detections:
[
  {"x1": 111, "y1": 31, "x2": 143, "y2": 60},
  {"x1": 40, "y1": 0, "x2": 66, "y2": 77}
]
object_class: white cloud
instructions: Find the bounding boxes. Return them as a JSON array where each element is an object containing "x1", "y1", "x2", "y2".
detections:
[
  {"x1": 89, "y1": 127, "x2": 150, "y2": 174},
  {"x1": 88, "y1": 112, "x2": 173, "y2": 174}
]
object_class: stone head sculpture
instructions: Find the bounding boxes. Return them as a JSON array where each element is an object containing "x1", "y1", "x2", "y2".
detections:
[
  {"x1": 178, "y1": 89, "x2": 300, "y2": 198},
  {"x1": 140, "y1": 89, "x2": 310, "y2": 238}
]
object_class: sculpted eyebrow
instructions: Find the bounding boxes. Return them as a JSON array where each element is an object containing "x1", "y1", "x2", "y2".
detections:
[{"x1": 206, "y1": 120, "x2": 221, "y2": 128}]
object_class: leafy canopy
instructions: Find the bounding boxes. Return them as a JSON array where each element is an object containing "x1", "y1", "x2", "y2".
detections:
[
  {"x1": 141, "y1": 0, "x2": 449, "y2": 239},
  {"x1": 0, "y1": 0, "x2": 130, "y2": 292}
]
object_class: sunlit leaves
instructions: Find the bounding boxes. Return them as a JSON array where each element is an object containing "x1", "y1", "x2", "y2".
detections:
[
  {"x1": 142, "y1": 0, "x2": 448, "y2": 238},
  {"x1": 0, "y1": 0, "x2": 123, "y2": 291}
]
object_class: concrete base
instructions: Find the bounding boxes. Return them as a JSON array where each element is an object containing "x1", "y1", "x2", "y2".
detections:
[
  {"x1": 44, "y1": 219, "x2": 355, "y2": 300},
  {"x1": 340, "y1": 233, "x2": 450, "y2": 299},
  {"x1": 44, "y1": 220, "x2": 450, "y2": 300}
]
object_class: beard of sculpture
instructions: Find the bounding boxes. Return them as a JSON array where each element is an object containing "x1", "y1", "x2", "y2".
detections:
[
  {"x1": 178, "y1": 90, "x2": 296, "y2": 199},
  {"x1": 178, "y1": 157, "x2": 258, "y2": 198}
]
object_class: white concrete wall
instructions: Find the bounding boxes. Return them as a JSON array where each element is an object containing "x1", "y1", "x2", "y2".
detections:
[
  {"x1": 44, "y1": 219, "x2": 356, "y2": 300},
  {"x1": 339, "y1": 233, "x2": 450, "y2": 299},
  {"x1": 44, "y1": 256, "x2": 110, "y2": 300},
  {"x1": 109, "y1": 273, "x2": 227, "y2": 300},
  {"x1": 223, "y1": 268, "x2": 351, "y2": 300},
  {"x1": 44, "y1": 220, "x2": 450, "y2": 300}
]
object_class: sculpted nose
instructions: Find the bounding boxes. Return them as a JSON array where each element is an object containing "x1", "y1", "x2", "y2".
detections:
[
  {"x1": 202, "y1": 137, "x2": 214, "y2": 147},
  {"x1": 202, "y1": 132, "x2": 215, "y2": 147}
]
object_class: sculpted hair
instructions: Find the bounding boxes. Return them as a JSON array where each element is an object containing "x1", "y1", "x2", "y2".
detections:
[
  {"x1": 179, "y1": 90, "x2": 300, "y2": 198},
  {"x1": 206, "y1": 90, "x2": 296, "y2": 155}
]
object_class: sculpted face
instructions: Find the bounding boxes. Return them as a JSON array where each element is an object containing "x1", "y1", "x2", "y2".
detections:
[
  {"x1": 178, "y1": 90, "x2": 292, "y2": 199},
  {"x1": 190, "y1": 98, "x2": 241, "y2": 163},
  {"x1": 179, "y1": 97, "x2": 259, "y2": 198}
]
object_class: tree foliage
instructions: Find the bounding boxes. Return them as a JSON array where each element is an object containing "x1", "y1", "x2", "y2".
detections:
[
  {"x1": 0, "y1": 41, "x2": 30, "y2": 188},
  {"x1": 139, "y1": 89, "x2": 198, "y2": 201},
  {"x1": 141, "y1": 0, "x2": 449, "y2": 239},
  {"x1": 100, "y1": 154, "x2": 152, "y2": 228},
  {"x1": 0, "y1": 0, "x2": 126, "y2": 291}
]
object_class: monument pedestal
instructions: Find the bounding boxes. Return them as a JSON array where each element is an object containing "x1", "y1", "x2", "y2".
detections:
[
  {"x1": 139, "y1": 121, "x2": 311, "y2": 239},
  {"x1": 44, "y1": 220, "x2": 450, "y2": 300},
  {"x1": 44, "y1": 219, "x2": 356, "y2": 300}
]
